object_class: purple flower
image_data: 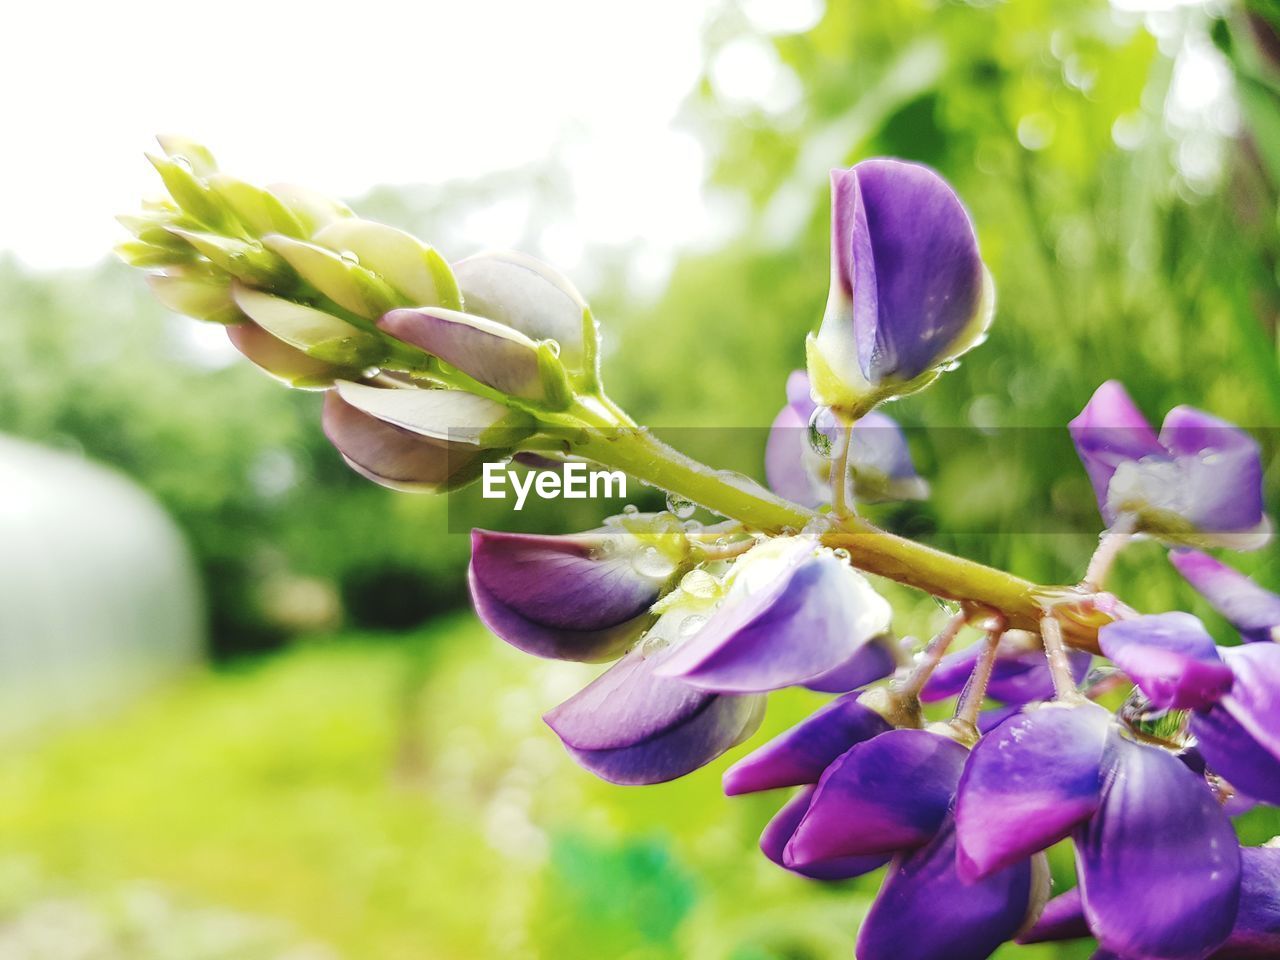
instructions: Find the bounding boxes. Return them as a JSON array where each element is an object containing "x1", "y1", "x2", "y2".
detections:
[
  {"x1": 758, "y1": 786, "x2": 889, "y2": 881},
  {"x1": 1098, "y1": 612, "x2": 1280, "y2": 804},
  {"x1": 955, "y1": 701, "x2": 1242, "y2": 960},
  {"x1": 807, "y1": 159, "x2": 992, "y2": 412},
  {"x1": 654, "y1": 537, "x2": 893, "y2": 693},
  {"x1": 765, "y1": 370, "x2": 927, "y2": 508},
  {"x1": 469, "y1": 524, "x2": 682, "y2": 662},
  {"x1": 1170, "y1": 550, "x2": 1280, "y2": 643},
  {"x1": 475, "y1": 533, "x2": 894, "y2": 784},
  {"x1": 543, "y1": 632, "x2": 765, "y2": 785},
  {"x1": 1020, "y1": 845, "x2": 1280, "y2": 959},
  {"x1": 921, "y1": 629, "x2": 1091, "y2": 705},
  {"x1": 1069, "y1": 381, "x2": 1270, "y2": 548},
  {"x1": 226, "y1": 321, "x2": 346, "y2": 388}
]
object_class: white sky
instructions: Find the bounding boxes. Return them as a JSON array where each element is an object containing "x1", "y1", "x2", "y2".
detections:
[{"x1": 1, "y1": 0, "x2": 824, "y2": 272}]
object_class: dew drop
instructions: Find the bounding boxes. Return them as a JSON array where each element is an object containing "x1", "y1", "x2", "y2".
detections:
[
  {"x1": 339, "y1": 250, "x2": 360, "y2": 266},
  {"x1": 640, "y1": 633, "x2": 671, "y2": 657},
  {"x1": 544, "y1": 339, "x2": 561, "y2": 357},
  {"x1": 679, "y1": 568, "x2": 720, "y2": 600},
  {"x1": 633, "y1": 545, "x2": 677, "y2": 579},
  {"x1": 666, "y1": 492, "x2": 696, "y2": 519},
  {"x1": 832, "y1": 547, "x2": 851, "y2": 562},
  {"x1": 622, "y1": 504, "x2": 640, "y2": 517},
  {"x1": 173, "y1": 155, "x2": 193, "y2": 171},
  {"x1": 807, "y1": 406, "x2": 838, "y2": 459}
]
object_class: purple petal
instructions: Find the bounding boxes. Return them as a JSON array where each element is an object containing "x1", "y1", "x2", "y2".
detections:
[
  {"x1": 658, "y1": 547, "x2": 891, "y2": 693},
  {"x1": 1068, "y1": 381, "x2": 1162, "y2": 520},
  {"x1": 1218, "y1": 846, "x2": 1280, "y2": 959},
  {"x1": 1218, "y1": 643, "x2": 1280, "y2": 761},
  {"x1": 379, "y1": 307, "x2": 544, "y2": 399},
  {"x1": 468, "y1": 528, "x2": 665, "y2": 662},
  {"x1": 846, "y1": 411, "x2": 928, "y2": 502},
  {"x1": 785, "y1": 369, "x2": 814, "y2": 411},
  {"x1": 721, "y1": 694, "x2": 890, "y2": 796},
  {"x1": 857, "y1": 818, "x2": 1037, "y2": 960},
  {"x1": 1017, "y1": 888, "x2": 1090, "y2": 944},
  {"x1": 836, "y1": 160, "x2": 987, "y2": 383},
  {"x1": 1077, "y1": 734, "x2": 1241, "y2": 960},
  {"x1": 764, "y1": 394, "x2": 825, "y2": 508},
  {"x1": 1170, "y1": 550, "x2": 1280, "y2": 644},
  {"x1": 802, "y1": 637, "x2": 897, "y2": 693},
  {"x1": 759, "y1": 787, "x2": 889, "y2": 881},
  {"x1": 955, "y1": 702, "x2": 1111, "y2": 880},
  {"x1": 1159, "y1": 407, "x2": 1267, "y2": 535},
  {"x1": 1099, "y1": 612, "x2": 1234, "y2": 711},
  {"x1": 1190, "y1": 705, "x2": 1280, "y2": 805},
  {"x1": 545, "y1": 644, "x2": 764, "y2": 785},
  {"x1": 922, "y1": 634, "x2": 1091, "y2": 705},
  {"x1": 321, "y1": 392, "x2": 482, "y2": 491},
  {"x1": 785, "y1": 729, "x2": 967, "y2": 864}
]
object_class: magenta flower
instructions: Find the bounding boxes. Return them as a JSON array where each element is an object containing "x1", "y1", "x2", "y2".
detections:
[
  {"x1": 955, "y1": 700, "x2": 1242, "y2": 960},
  {"x1": 1098, "y1": 612, "x2": 1280, "y2": 805},
  {"x1": 807, "y1": 160, "x2": 993, "y2": 411},
  {"x1": 1170, "y1": 550, "x2": 1280, "y2": 644},
  {"x1": 1069, "y1": 381, "x2": 1270, "y2": 548},
  {"x1": 765, "y1": 370, "x2": 927, "y2": 508}
]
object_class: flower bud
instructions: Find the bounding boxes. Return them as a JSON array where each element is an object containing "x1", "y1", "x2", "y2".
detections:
[
  {"x1": 807, "y1": 159, "x2": 993, "y2": 413},
  {"x1": 232, "y1": 283, "x2": 384, "y2": 366},
  {"x1": 147, "y1": 268, "x2": 241, "y2": 325},
  {"x1": 226, "y1": 322, "x2": 347, "y2": 388},
  {"x1": 314, "y1": 219, "x2": 461, "y2": 310},
  {"x1": 453, "y1": 250, "x2": 592, "y2": 374}
]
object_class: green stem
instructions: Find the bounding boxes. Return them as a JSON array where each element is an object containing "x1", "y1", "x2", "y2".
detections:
[{"x1": 571, "y1": 419, "x2": 1107, "y2": 651}]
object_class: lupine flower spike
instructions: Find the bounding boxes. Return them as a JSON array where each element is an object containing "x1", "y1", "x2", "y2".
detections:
[{"x1": 126, "y1": 137, "x2": 1276, "y2": 960}]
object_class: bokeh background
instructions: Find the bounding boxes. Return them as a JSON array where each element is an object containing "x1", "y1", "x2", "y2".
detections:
[{"x1": 2, "y1": 0, "x2": 1279, "y2": 957}]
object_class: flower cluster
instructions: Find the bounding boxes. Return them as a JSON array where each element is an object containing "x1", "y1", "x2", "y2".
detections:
[{"x1": 127, "y1": 139, "x2": 1279, "y2": 959}]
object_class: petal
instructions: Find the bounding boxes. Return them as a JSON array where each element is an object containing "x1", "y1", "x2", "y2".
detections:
[
  {"x1": 802, "y1": 636, "x2": 897, "y2": 693},
  {"x1": 1170, "y1": 550, "x2": 1280, "y2": 644},
  {"x1": 846, "y1": 160, "x2": 988, "y2": 382},
  {"x1": 1220, "y1": 846, "x2": 1280, "y2": 958},
  {"x1": 857, "y1": 818, "x2": 1036, "y2": 960},
  {"x1": 545, "y1": 644, "x2": 765, "y2": 785},
  {"x1": 1159, "y1": 407, "x2": 1267, "y2": 535},
  {"x1": 1190, "y1": 706, "x2": 1280, "y2": 805},
  {"x1": 785, "y1": 369, "x2": 814, "y2": 411},
  {"x1": 1099, "y1": 612, "x2": 1233, "y2": 710},
  {"x1": 955, "y1": 702, "x2": 1111, "y2": 880},
  {"x1": 314, "y1": 219, "x2": 457, "y2": 309},
  {"x1": 1219, "y1": 643, "x2": 1280, "y2": 760},
  {"x1": 226, "y1": 322, "x2": 341, "y2": 388},
  {"x1": 721, "y1": 693, "x2": 890, "y2": 796},
  {"x1": 452, "y1": 250, "x2": 588, "y2": 369},
  {"x1": 658, "y1": 546, "x2": 892, "y2": 693},
  {"x1": 764, "y1": 396, "x2": 825, "y2": 508},
  {"x1": 468, "y1": 528, "x2": 666, "y2": 662},
  {"x1": 335, "y1": 380, "x2": 518, "y2": 446},
  {"x1": 379, "y1": 307, "x2": 544, "y2": 399},
  {"x1": 1077, "y1": 734, "x2": 1241, "y2": 960},
  {"x1": 1017, "y1": 888, "x2": 1090, "y2": 944},
  {"x1": 759, "y1": 787, "x2": 889, "y2": 881},
  {"x1": 1068, "y1": 381, "x2": 1162, "y2": 519},
  {"x1": 785, "y1": 729, "x2": 967, "y2": 863},
  {"x1": 321, "y1": 392, "x2": 482, "y2": 492}
]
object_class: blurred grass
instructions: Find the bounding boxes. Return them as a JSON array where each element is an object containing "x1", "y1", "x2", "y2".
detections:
[{"x1": 0, "y1": 616, "x2": 1093, "y2": 959}]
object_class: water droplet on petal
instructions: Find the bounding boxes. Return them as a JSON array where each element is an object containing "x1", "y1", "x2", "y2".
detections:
[
  {"x1": 678, "y1": 614, "x2": 708, "y2": 639},
  {"x1": 544, "y1": 339, "x2": 561, "y2": 357},
  {"x1": 679, "y1": 568, "x2": 720, "y2": 600},
  {"x1": 807, "y1": 406, "x2": 838, "y2": 459},
  {"x1": 340, "y1": 250, "x2": 360, "y2": 266},
  {"x1": 622, "y1": 504, "x2": 640, "y2": 517},
  {"x1": 832, "y1": 547, "x2": 851, "y2": 562},
  {"x1": 633, "y1": 545, "x2": 677, "y2": 580},
  {"x1": 665, "y1": 492, "x2": 696, "y2": 519}
]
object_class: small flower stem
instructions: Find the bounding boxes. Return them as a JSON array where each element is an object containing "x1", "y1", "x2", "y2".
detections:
[
  {"x1": 1040, "y1": 614, "x2": 1084, "y2": 701},
  {"x1": 1080, "y1": 513, "x2": 1137, "y2": 592},
  {"x1": 829, "y1": 417, "x2": 854, "y2": 517},
  {"x1": 893, "y1": 611, "x2": 969, "y2": 701},
  {"x1": 954, "y1": 624, "x2": 1004, "y2": 728},
  {"x1": 570, "y1": 419, "x2": 1110, "y2": 652}
]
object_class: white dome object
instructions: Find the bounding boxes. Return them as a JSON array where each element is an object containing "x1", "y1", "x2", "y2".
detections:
[{"x1": 0, "y1": 435, "x2": 204, "y2": 737}]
